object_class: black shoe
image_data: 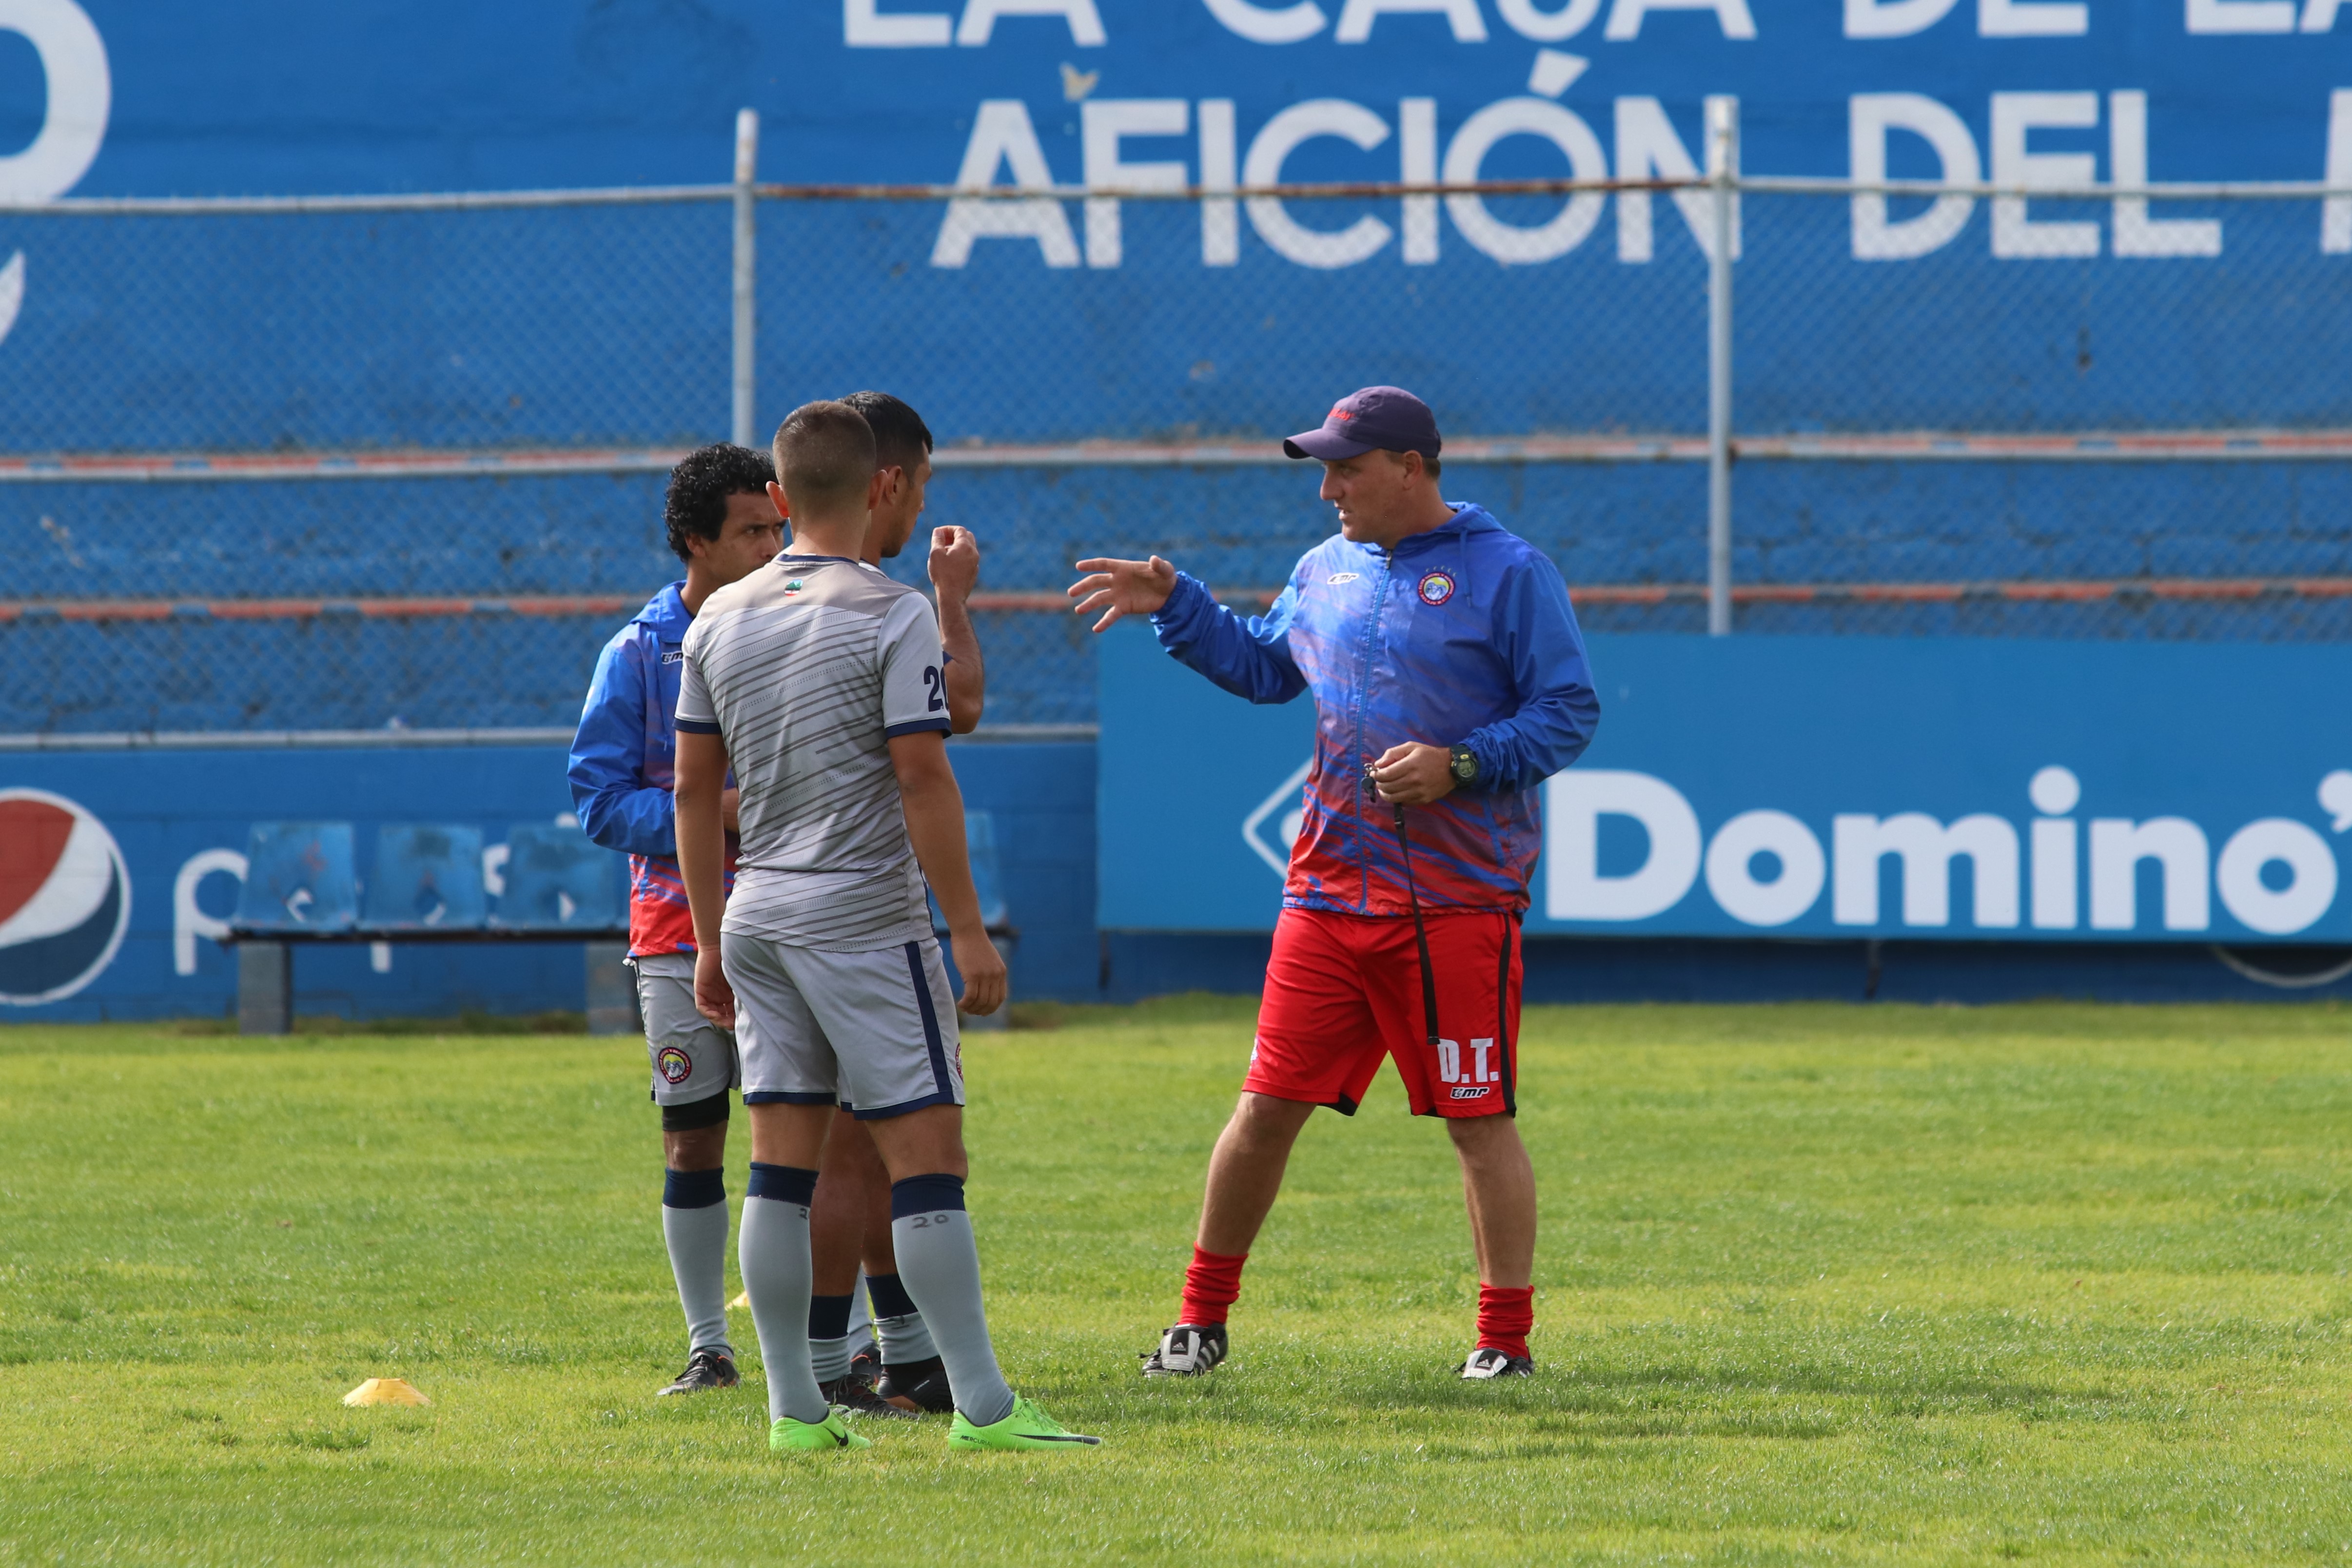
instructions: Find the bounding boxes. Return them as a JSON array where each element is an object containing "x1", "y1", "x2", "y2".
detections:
[
  {"x1": 848, "y1": 1341, "x2": 882, "y2": 1384},
  {"x1": 821, "y1": 1370, "x2": 919, "y2": 1420},
  {"x1": 657, "y1": 1348, "x2": 740, "y2": 1396},
  {"x1": 1140, "y1": 1323, "x2": 1227, "y2": 1377},
  {"x1": 874, "y1": 1354, "x2": 956, "y2": 1413},
  {"x1": 1458, "y1": 1347, "x2": 1534, "y2": 1380}
]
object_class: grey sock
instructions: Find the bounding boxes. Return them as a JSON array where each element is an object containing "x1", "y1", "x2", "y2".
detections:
[
  {"x1": 889, "y1": 1178, "x2": 1016, "y2": 1427},
  {"x1": 739, "y1": 1173, "x2": 828, "y2": 1425},
  {"x1": 846, "y1": 1269, "x2": 876, "y2": 1362},
  {"x1": 866, "y1": 1271, "x2": 935, "y2": 1364},
  {"x1": 660, "y1": 1170, "x2": 731, "y2": 1358},
  {"x1": 876, "y1": 1313, "x2": 936, "y2": 1364},
  {"x1": 809, "y1": 1334, "x2": 856, "y2": 1382}
]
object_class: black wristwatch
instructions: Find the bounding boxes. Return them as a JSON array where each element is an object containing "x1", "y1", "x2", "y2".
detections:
[{"x1": 1448, "y1": 744, "x2": 1479, "y2": 785}]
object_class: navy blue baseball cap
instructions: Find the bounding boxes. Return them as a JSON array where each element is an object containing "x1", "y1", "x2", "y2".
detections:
[{"x1": 1283, "y1": 386, "x2": 1443, "y2": 463}]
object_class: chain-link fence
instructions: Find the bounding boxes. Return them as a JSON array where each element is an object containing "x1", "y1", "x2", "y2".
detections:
[{"x1": 2, "y1": 170, "x2": 2347, "y2": 736}]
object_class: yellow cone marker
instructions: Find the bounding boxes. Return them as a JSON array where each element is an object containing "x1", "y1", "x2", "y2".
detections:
[{"x1": 343, "y1": 1377, "x2": 431, "y2": 1408}]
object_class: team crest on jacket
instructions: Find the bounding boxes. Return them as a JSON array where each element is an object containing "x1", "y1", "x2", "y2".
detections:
[{"x1": 1417, "y1": 570, "x2": 1457, "y2": 606}]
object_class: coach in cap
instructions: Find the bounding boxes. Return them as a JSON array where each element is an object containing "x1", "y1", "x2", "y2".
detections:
[{"x1": 1068, "y1": 386, "x2": 1598, "y2": 1382}]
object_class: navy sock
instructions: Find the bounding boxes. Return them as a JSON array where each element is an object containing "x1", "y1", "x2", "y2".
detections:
[{"x1": 662, "y1": 1167, "x2": 725, "y2": 1210}]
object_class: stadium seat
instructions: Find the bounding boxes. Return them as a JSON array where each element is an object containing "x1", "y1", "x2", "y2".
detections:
[
  {"x1": 234, "y1": 822, "x2": 359, "y2": 932},
  {"x1": 362, "y1": 824, "x2": 487, "y2": 930},
  {"x1": 494, "y1": 822, "x2": 623, "y2": 930}
]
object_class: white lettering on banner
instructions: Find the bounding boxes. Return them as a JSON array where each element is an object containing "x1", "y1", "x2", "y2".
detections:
[
  {"x1": 1082, "y1": 99, "x2": 1189, "y2": 268},
  {"x1": 2029, "y1": 764, "x2": 2082, "y2": 930},
  {"x1": 2089, "y1": 817, "x2": 2211, "y2": 930},
  {"x1": 1832, "y1": 813, "x2": 2020, "y2": 928},
  {"x1": 1443, "y1": 98, "x2": 1609, "y2": 263},
  {"x1": 2325, "y1": 91, "x2": 2352, "y2": 255},
  {"x1": 1615, "y1": 96, "x2": 1739, "y2": 262},
  {"x1": 2321, "y1": 770, "x2": 2352, "y2": 831},
  {"x1": 0, "y1": 0, "x2": 110, "y2": 203},
  {"x1": 1244, "y1": 99, "x2": 1394, "y2": 268},
  {"x1": 1400, "y1": 98, "x2": 1440, "y2": 264},
  {"x1": 1499, "y1": 0, "x2": 1606, "y2": 39},
  {"x1": 1602, "y1": 0, "x2": 1758, "y2": 39},
  {"x1": 956, "y1": 0, "x2": 1107, "y2": 46},
  {"x1": 173, "y1": 848, "x2": 247, "y2": 977},
  {"x1": 1545, "y1": 769, "x2": 1702, "y2": 921},
  {"x1": 2216, "y1": 820, "x2": 2339, "y2": 934},
  {"x1": 2187, "y1": 0, "x2": 2296, "y2": 29},
  {"x1": 1844, "y1": 0, "x2": 1961, "y2": 37},
  {"x1": 1980, "y1": 0, "x2": 2087, "y2": 34},
  {"x1": 1527, "y1": 49, "x2": 1590, "y2": 96},
  {"x1": 1201, "y1": 0, "x2": 1330, "y2": 43},
  {"x1": 1530, "y1": 764, "x2": 2340, "y2": 937},
  {"x1": 1992, "y1": 92, "x2": 2102, "y2": 259},
  {"x1": 931, "y1": 101, "x2": 1081, "y2": 268},
  {"x1": 1200, "y1": 99, "x2": 1241, "y2": 265},
  {"x1": 0, "y1": 251, "x2": 21, "y2": 347},
  {"x1": 2306, "y1": 0, "x2": 2345, "y2": 29},
  {"x1": 1849, "y1": 94, "x2": 1980, "y2": 260},
  {"x1": 2110, "y1": 92, "x2": 2222, "y2": 257},
  {"x1": 1704, "y1": 809, "x2": 1825, "y2": 926},
  {"x1": 1336, "y1": 0, "x2": 1488, "y2": 41},
  {"x1": 845, "y1": 0, "x2": 953, "y2": 46}
]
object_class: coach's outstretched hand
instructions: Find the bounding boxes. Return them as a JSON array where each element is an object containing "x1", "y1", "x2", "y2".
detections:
[
  {"x1": 1068, "y1": 555, "x2": 1176, "y2": 632},
  {"x1": 693, "y1": 946, "x2": 736, "y2": 1031}
]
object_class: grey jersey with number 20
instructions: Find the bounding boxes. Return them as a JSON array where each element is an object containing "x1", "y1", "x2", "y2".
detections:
[{"x1": 675, "y1": 554, "x2": 952, "y2": 952}]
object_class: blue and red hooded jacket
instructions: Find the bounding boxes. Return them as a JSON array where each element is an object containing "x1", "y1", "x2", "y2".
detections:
[
  {"x1": 1151, "y1": 502, "x2": 1597, "y2": 917},
  {"x1": 568, "y1": 583, "x2": 733, "y2": 957}
]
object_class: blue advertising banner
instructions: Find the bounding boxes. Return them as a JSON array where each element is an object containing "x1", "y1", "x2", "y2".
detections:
[
  {"x1": 0, "y1": 745, "x2": 603, "y2": 1021},
  {"x1": 1098, "y1": 624, "x2": 2352, "y2": 944},
  {"x1": 0, "y1": 3, "x2": 2347, "y2": 449}
]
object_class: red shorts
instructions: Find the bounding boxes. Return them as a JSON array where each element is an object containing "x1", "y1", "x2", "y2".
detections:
[{"x1": 1249, "y1": 907, "x2": 1523, "y2": 1119}]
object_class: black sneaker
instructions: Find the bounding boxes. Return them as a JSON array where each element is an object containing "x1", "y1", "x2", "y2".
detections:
[
  {"x1": 874, "y1": 1354, "x2": 956, "y2": 1413},
  {"x1": 848, "y1": 1342, "x2": 882, "y2": 1385},
  {"x1": 821, "y1": 1370, "x2": 919, "y2": 1420},
  {"x1": 1458, "y1": 1347, "x2": 1534, "y2": 1380},
  {"x1": 656, "y1": 1348, "x2": 740, "y2": 1396},
  {"x1": 1140, "y1": 1323, "x2": 1227, "y2": 1377}
]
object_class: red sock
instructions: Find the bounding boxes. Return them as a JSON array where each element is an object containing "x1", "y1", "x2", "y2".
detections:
[
  {"x1": 1476, "y1": 1284, "x2": 1535, "y2": 1359},
  {"x1": 1178, "y1": 1246, "x2": 1249, "y2": 1326}
]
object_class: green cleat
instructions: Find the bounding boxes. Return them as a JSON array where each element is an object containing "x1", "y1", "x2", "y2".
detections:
[
  {"x1": 946, "y1": 1394, "x2": 1102, "y2": 1452},
  {"x1": 769, "y1": 1407, "x2": 873, "y2": 1453}
]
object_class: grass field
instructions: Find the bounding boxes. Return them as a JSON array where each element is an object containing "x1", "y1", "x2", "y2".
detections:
[{"x1": 4, "y1": 998, "x2": 2352, "y2": 1566}]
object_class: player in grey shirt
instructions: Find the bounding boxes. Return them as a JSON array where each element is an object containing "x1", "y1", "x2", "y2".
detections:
[{"x1": 675, "y1": 399, "x2": 1098, "y2": 1456}]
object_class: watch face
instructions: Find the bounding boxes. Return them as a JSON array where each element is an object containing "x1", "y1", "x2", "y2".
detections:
[{"x1": 1452, "y1": 751, "x2": 1475, "y2": 779}]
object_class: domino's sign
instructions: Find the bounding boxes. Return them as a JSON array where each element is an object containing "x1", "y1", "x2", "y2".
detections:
[{"x1": 1098, "y1": 628, "x2": 2352, "y2": 944}]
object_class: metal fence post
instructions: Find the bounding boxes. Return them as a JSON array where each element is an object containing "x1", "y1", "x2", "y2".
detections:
[
  {"x1": 732, "y1": 107, "x2": 759, "y2": 449},
  {"x1": 1706, "y1": 101, "x2": 1737, "y2": 638}
]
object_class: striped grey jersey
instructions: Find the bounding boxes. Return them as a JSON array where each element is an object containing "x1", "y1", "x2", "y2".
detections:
[{"x1": 674, "y1": 554, "x2": 951, "y2": 951}]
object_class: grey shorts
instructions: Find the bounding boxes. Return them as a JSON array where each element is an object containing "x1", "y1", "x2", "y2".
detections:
[
  {"x1": 633, "y1": 953, "x2": 740, "y2": 1107},
  {"x1": 721, "y1": 931, "x2": 964, "y2": 1120}
]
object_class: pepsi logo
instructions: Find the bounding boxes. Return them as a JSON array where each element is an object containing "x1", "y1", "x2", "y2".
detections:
[{"x1": 0, "y1": 789, "x2": 132, "y2": 1005}]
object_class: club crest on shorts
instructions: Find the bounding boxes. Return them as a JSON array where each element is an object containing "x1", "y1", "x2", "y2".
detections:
[
  {"x1": 656, "y1": 1045, "x2": 694, "y2": 1084},
  {"x1": 1417, "y1": 570, "x2": 1456, "y2": 606}
]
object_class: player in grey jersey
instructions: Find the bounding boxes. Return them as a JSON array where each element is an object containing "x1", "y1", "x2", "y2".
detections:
[{"x1": 675, "y1": 399, "x2": 1097, "y2": 1454}]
